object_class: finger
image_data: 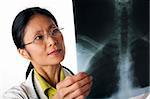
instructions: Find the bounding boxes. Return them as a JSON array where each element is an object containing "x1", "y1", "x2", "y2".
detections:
[
  {"x1": 57, "y1": 75, "x2": 92, "y2": 98},
  {"x1": 72, "y1": 72, "x2": 89, "y2": 82},
  {"x1": 75, "y1": 89, "x2": 90, "y2": 99},
  {"x1": 56, "y1": 72, "x2": 89, "y2": 89},
  {"x1": 55, "y1": 75, "x2": 79, "y2": 98},
  {"x1": 65, "y1": 80, "x2": 93, "y2": 99},
  {"x1": 75, "y1": 81, "x2": 93, "y2": 97},
  {"x1": 82, "y1": 80, "x2": 93, "y2": 97},
  {"x1": 83, "y1": 88, "x2": 91, "y2": 97},
  {"x1": 65, "y1": 75, "x2": 93, "y2": 94},
  {"x1": 75, "y1": 95, "x2": 84, "y2": 99},
  {"x1": 56, "y1": 76, "x2": 74, "y2": 90}
]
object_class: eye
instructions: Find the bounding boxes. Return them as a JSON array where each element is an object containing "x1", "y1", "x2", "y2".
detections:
[
  {"x1": 50, "y1": 28, "x2": 60, "y2": 36},
  {"x1": 35, "y1": 35, "x2": 44, "y2": 40}
]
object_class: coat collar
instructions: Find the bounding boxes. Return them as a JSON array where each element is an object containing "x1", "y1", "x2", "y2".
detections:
[{"x1": 24, "y1": 67, "x2": 73, "y2": 99}]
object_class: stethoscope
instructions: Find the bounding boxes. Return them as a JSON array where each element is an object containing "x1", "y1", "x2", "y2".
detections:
[{"x1": 31, "y1": 66, "x2": 74, "y2": 99}]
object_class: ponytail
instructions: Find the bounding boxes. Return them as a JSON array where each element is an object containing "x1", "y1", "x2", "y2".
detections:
[{"x1": 26, "y1": 62, "x2": 34, "y2": 79}]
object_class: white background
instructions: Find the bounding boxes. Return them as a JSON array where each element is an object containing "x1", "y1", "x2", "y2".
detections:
[{"x1": 0, "y1": 0, "x2": 77, "y2": 97}]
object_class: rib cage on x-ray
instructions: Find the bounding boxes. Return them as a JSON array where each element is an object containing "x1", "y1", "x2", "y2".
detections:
[{"x1": 72, "y1": 0, "x2": 149, "y2": 98}]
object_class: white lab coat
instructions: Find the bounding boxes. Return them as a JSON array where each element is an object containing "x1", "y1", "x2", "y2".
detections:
[{"x1": 3, "y1": 68, "x2": 73, "y2": 99}]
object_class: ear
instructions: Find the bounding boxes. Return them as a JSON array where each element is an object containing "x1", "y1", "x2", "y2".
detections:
[{"x1": 18, "y1": 48, "x2": 31, "y2": 60}]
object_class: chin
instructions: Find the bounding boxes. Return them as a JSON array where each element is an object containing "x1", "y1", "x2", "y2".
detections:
[{"x1": 48, "y1": 56, "x2": 64, "y2": 65}]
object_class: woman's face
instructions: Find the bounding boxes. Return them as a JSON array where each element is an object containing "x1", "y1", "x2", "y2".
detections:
[{"x1": 23, "y1": 14, "x2": 65, "y2": 66}]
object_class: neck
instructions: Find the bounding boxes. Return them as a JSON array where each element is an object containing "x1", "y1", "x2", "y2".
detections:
[{"x1": 33, "y1": 63, "x2": 61, "y2": 87}]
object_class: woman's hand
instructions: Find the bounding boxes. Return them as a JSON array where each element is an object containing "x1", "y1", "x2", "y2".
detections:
[{"x1": 52, "y1": 72, "x2": 93, "y2": 99}]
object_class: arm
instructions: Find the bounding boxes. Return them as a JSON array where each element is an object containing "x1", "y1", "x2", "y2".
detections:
[{"x1": 3, "y1": 86, "x2": 29, "y2": 99}]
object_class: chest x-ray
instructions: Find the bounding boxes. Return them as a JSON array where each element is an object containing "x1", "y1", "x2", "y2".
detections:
[{"x1": 72, "y1": 0, "x2": 149, "y2": 98}]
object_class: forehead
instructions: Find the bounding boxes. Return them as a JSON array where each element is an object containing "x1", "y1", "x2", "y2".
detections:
[
  {"x1": 27, "y1": 14, "x2": 56, "y2": 28},
  {"x1": 23, "y1": 14, "x2": 56, "y2": 40},
  {"x1": 24, "y1": 14, "x2": 57, "y2": 34}
]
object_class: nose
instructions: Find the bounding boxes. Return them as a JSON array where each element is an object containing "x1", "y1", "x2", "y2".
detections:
[{"x1": 46, "y1": 36, "x2": 57, "y2": 47}]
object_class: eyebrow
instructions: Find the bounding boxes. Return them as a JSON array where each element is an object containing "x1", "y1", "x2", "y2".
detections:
[
  {"x1": 48, "y1": 24, "x2": 57, "y2": 30},
  {"x1": 32, "y1": 24, "x2": 57, "y2": 38}
]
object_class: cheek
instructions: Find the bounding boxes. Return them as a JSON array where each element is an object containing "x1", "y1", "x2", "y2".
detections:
[
  {"x1": 26, "y1": 46, "x2": 45, "y2": 59},
  {"x1": 59, "y1": 35, "x2": 65, "y2": 50}
]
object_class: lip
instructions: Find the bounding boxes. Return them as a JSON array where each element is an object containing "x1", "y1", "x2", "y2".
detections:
[{"x1": 48, "y1": 49, "x2": 62, "y2": 56}]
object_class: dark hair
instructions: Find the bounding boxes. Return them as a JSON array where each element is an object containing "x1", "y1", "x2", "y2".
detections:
[
  {"x1": 12, "y1": 7, "x2": 58, "y2": 49},
  {"x1": 12, "y1": 7, "x2": 58, "y2": 78}
]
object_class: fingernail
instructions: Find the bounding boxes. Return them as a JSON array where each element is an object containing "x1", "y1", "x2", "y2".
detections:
[{"x1": 80, "y1": 72, "x2": 87, "y2": 76}]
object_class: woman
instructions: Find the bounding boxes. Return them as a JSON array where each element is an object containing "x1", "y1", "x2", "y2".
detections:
[{"x1": 3, "y1": 7, "x2": 92, "y2": 99}]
